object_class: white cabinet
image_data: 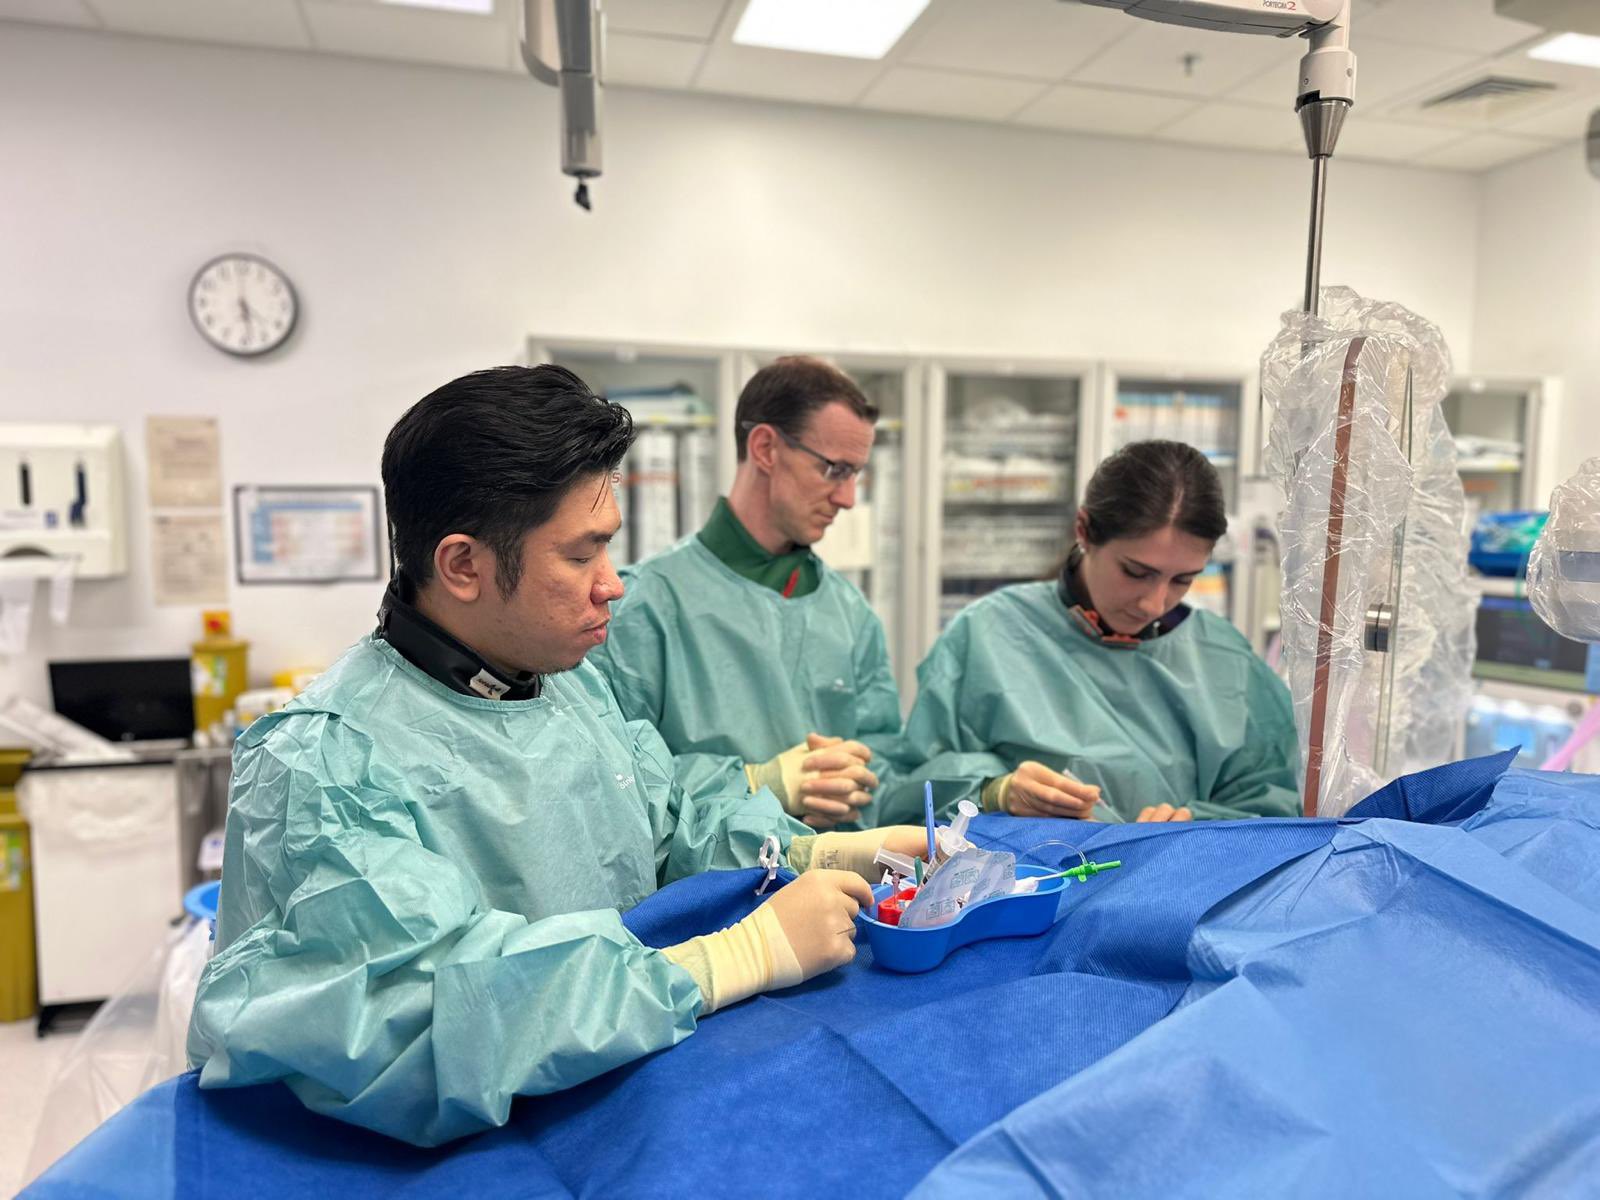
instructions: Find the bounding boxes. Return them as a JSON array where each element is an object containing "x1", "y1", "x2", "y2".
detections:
[
  {"x1": 21, "y1": 761, "x2": 183, "y2": 1007},
  {"x1": 923, "y1": 360, "x2": 1097, "y2": 657},
  {"x1": 527, "y1": 338, "x2": 740, "y2": 569},
  {"x1": 1442, "y1": 375, "x2": 1557, "y2": 520},
  {"x1": 527, "y1": 337, "x2": 1282, "y2": 698}
]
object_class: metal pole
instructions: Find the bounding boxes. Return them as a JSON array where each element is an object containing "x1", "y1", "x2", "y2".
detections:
[{"x1": 1303, "y1": 155, "x2": 1328, "y2": 317}]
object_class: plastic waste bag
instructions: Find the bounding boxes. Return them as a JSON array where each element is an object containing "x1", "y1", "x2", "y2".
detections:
[
  {"x1": 1528, "y1": 458, "x2": 1600, "y2": 642},
  {"x1": 24, "y1": 919, "x2": 212, "y2": 1185},
  {"x1": 899, "y1": 846, "x2": 1016, "y2": 930}
]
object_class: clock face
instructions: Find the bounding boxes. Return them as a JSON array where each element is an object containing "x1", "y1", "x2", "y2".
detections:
[{"x1": 188, "y1": 254, "x2": 298, "y2": 357}]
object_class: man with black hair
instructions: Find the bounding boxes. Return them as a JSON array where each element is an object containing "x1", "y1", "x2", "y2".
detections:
[
  {"x1": 188, "y1": 365, "x2": 927, "y2": 1147},
  {"x1": 591, "y1": 355, "x2": 902, "y2": 830}
]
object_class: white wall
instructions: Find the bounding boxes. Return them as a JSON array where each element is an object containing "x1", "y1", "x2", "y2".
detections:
[
  {"x1": 1472, "y1": 141, "x2": 1600, "y2": 497},
  {"x1": 0, "y1": 24, "x2": 1484, "y2": 704}
]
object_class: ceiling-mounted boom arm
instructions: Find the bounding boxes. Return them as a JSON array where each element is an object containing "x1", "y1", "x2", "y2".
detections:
[
  {"x1": 1078, "y1": 1, "x2": 1354, "y2": 115},
  {"x1": 521, "y1": 0, "x2": 604, "y2": 210},
  {"x1": 1074, "y1": 0, "x2": 1354, "y2": 308}
]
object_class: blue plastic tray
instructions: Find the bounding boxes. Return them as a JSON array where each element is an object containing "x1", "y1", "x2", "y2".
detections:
[
  {"x1": 857, "y1": 864, "x2": 1070, "y2": 973},
  {"x1": 184, "y1": 880, "x2": 220, "y2": 923}
]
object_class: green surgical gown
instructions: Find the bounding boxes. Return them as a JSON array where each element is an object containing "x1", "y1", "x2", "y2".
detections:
[
  {"x1": 187, "y1": 635, "x2": 806, "y2": 1147},
  {"x1": 590, "y1": 536, "x2": 902, "y2": 826},
  {"x1": 882, "y1": 582, "x2": 1299, "y2": 824}
]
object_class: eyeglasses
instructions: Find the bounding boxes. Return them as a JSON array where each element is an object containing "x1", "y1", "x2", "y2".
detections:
[{"x1": 740, "y1": 422, "x2": 864, "y2": 483}]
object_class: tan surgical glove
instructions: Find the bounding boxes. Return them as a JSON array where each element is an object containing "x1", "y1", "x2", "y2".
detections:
[
  {"x1": 745, "y1": 734, "x2": 878, "y2": 828},
  {"x1": 661, "y1": 869, "x2": 873, "y2": 1014},
  {"x1": 786, "y1": 826, "x2": 930, "y2": 883},
  {"x1": 1136, "y1": 803, "x2": 1193, "y2": 823},
  {"x1": 981, "y1": 761, "x2": 1100, "y2": 819}
]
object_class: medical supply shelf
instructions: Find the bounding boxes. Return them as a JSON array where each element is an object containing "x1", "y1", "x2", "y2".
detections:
[{"x1": 1443, "y1": 376, "x2": 1555, "y2": 520}]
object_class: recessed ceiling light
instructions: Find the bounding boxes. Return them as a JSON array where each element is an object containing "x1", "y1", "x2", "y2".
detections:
[
  {"x1": 1527, "y1": 32, "x2": 1600, "y2": 70},
  {"x1": 733, "y1": 0, "x2": 931, "y2": 60},
  {"x1": 379, "y1": 0, "x2": 496, "y2": 15}
]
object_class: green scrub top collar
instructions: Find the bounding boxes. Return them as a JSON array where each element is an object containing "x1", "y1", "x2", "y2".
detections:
[
  {"x1": 1056, "y1": 545, "x2": 1191, "y2": 649},
  {"x1": 376, "y1": 574, "x2": 542, "y2": 700},
  {"x1": 696, "y1": 496, "x2": 820, "y2": 598}
]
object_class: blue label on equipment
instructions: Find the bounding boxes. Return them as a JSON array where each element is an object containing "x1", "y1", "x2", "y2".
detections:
[{"x1": 1585, "y1": 645, "x2": 1600, "y2": 695}]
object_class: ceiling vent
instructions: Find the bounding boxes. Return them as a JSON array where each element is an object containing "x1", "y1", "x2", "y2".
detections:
[{"x1": 1421, "y1": 75, "x2": 1559, "y2": 117}]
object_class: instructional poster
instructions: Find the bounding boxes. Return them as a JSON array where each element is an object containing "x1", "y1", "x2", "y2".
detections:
[
  {"x1": 233, "y1": 485, "x2": 382, "y2": 584},
  {"x1": 152, "y1": 513, "x2": 229, "y2": 606},
  {"x1": 146, "y1": 416, "x2": 222, "y2": 508}
]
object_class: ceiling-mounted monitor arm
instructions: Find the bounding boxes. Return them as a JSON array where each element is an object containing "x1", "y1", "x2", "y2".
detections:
[
  {"x1": 1078, "y1": 1, "x2": 1355, "y2": 310},
  {"x1": 521, "y1": 0, "x2": 604, "y2": 210},
  {"x1": 1294, "y1": 1, "x2": 1354, "y2": 314}
]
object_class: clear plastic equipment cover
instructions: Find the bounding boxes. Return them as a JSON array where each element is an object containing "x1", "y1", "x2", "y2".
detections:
[
  {"x1": 1528, "y1": 458, "x2": 1600, "y2": 642},
  {"x1": 1263, "y1": 287, "x2": 1477, "y2": 817}
]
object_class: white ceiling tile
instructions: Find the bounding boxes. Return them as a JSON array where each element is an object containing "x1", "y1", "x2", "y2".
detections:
[
  {"x1": 1500, "y1": 96, "x2": 1600, "y2": 141},
  {"x1": 694, "y1": 41, "x2": 885, "y2": 106},
  {"x1": 90, "y1": 0, "x2": 307, "y2": 48},
  {"x1": 860, "y1": 65, "x2": 1046, "y2": 121},
  {"x1": 1154, "y1": 101, "x2": 1300, "y2": 152},
  {"x1": 0, "y1": 0, "x2": 97, "y2": 26},
  {"x1": 900, "y1": 0, "x2": 1129, "y2": 83},
  {"x1": 1417, "y1": 130, "x2": 1555, "y2": 170},
  {"x1": 604, "y1": 0, "x2": 725, "y2": 41},
  {"x1": 1014, "y1": 82, "x2": 1194, "y2": 136},
  {"x1": 1068, "y1": 18, "x2": 1291, "y2": 98},
  {"x1": 605, "y1": 30, "x2": 705, "y2": 90},
  {"x1": 301, "y1": 0, "x2": 509, "y2": 71},
  {"x1": 1228, "y1": 35, "x2": 1477, "y2": 113},
  {"x1": 1356, "y1": 0, "x2": 1542, "y2": 57},
  {"x1": 1332, "y1": 118, "x2": 1472, "y2": 163}
]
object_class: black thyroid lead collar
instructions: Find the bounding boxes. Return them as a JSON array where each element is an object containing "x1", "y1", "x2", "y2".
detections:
[
  {"x1": 1056, "y1": 546, "x2": 1188, "y2": 648},
  {"x1": 376, "y1": 576, "x2": 541, "y2": 701}
]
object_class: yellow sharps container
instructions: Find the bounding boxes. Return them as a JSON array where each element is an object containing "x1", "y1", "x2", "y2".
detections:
[
  {"x1": 192, "y1": 609, "x2": 249, "y2": 735},
  {"x1": 0, "y1": 748, "x2": 36, "y2": 1023}
]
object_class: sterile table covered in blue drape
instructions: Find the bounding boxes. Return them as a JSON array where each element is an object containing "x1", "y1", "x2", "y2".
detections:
[{"x1": 26, "y1": 752, "x2": 1600, "y2": 1198}]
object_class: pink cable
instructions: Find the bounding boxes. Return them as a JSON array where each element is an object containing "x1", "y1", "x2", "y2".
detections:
[{"x1": 1540, "y1": 698, "x2": 1600, "y2": 772}]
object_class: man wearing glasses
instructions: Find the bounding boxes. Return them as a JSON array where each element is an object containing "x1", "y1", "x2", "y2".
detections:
[{"x1": 590, "y1": 355, "x2": 901, "y2": 829}]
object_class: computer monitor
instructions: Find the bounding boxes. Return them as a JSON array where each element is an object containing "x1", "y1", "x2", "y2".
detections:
[
  {"x1": 1473, "y1": 595, "x2": 1596, "y2": 692},
  {"x1": 48, "y1": 658, "x2": 194, "y2": 742}
]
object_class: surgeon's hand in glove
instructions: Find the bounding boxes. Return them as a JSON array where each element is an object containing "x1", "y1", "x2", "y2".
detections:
[
  {"x1": 981, "y1": 761, "x2": 1100, "y2": 819},
  {"x1": 1136, "y1": 803, "x2": 1193, "y2": 823},
  {"x1": 660, "y1": 869, "x2": 874, "y2": 1014},
  {"x1": 746, "y1": 733, "x2": 879, "y2": 829},
  {"x1": 786, "y1": 825, "x2": 929, "y2": 883}
]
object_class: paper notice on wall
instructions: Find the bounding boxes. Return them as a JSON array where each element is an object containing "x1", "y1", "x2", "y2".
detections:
[
  {"x1": 147, "y1": 416, "x2": 222, "y2": 509},
  {"x1": 152, "y1": 513, "x2": 228, "y2": 606},
  {"x1": 233, "y1": 486, "x2": 382, "y2": 583}
]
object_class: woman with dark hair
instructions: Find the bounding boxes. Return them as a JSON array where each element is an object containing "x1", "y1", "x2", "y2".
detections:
[{"x1": 888, "y1": 440, "x2": 1298, "y2": 824}]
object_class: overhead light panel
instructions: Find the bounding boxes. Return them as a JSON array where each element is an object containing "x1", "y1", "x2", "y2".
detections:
[
  {"x1": 1528, "y1": 32, "x2": 1600, "y2": 70},
  {"x1": 733, "y1": 0, "x2": 931, "y2": 60},
  {"x1": 380, "y1": 0, "x2": 496, "y2": 14}
]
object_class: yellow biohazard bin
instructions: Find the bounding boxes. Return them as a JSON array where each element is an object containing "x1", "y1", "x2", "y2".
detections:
[
  {"x1": 192, "y1": 609, "x2": 249, "y2": 735},
  {"x1": 0, "y1": 747, "x2": 36, "y2": 1023}
]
